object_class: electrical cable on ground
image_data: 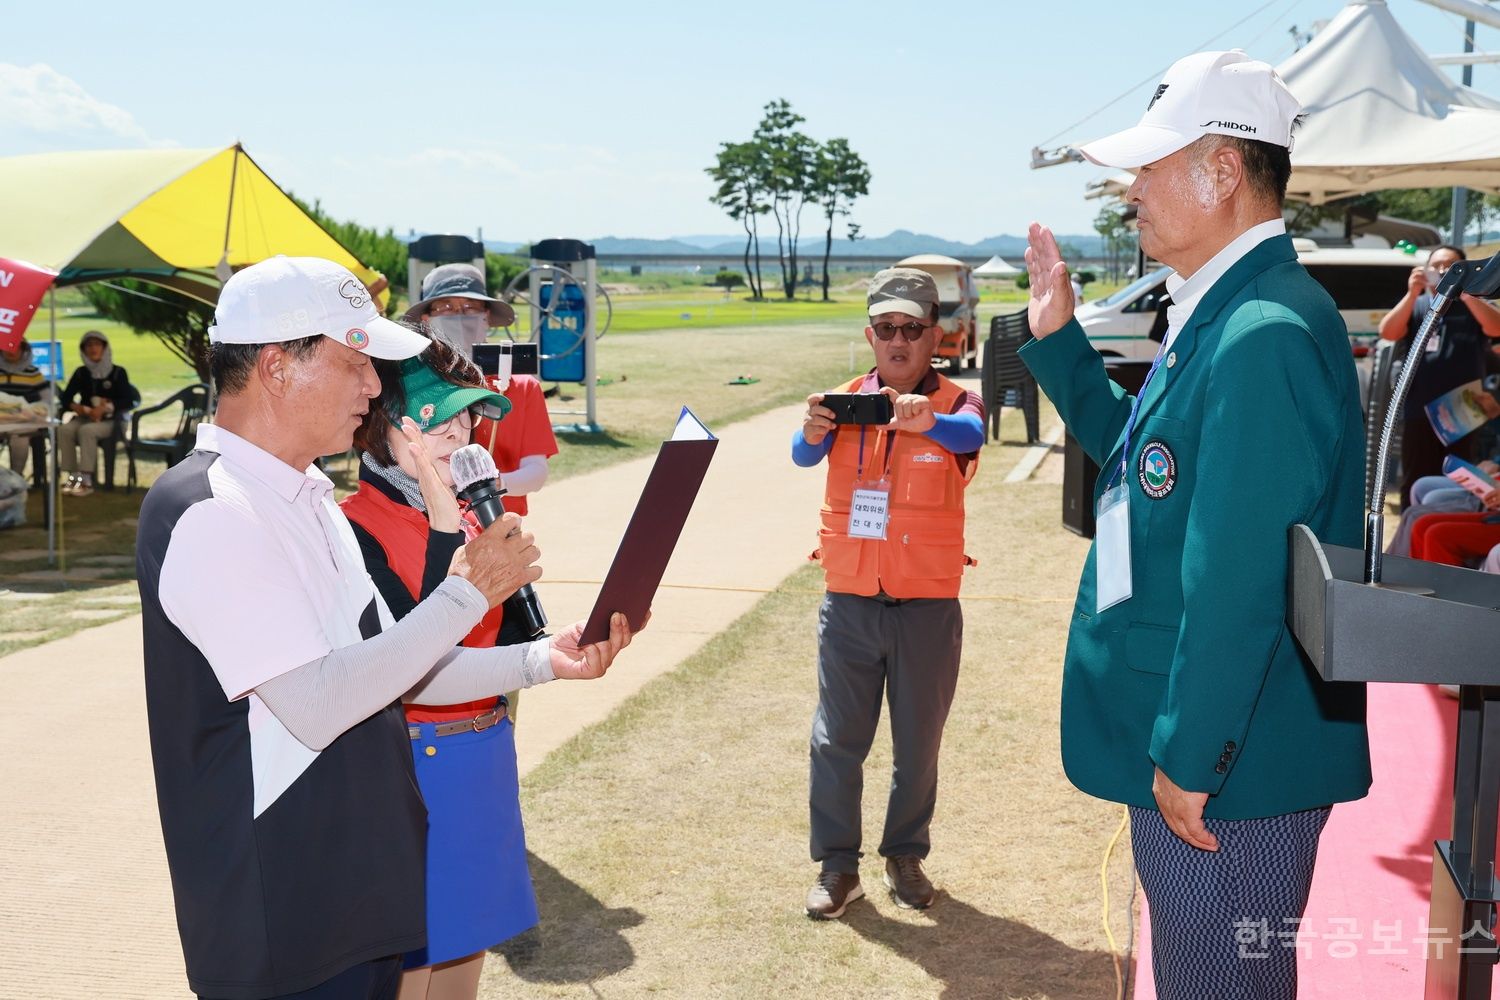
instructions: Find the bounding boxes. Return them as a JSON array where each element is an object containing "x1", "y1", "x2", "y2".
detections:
[{"x1": 1099, "y1": 806, "x2": 1131, "y2": 1000}]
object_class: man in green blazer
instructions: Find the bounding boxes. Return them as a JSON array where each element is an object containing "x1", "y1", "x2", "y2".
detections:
[{"x1": 1021, "y1": 50, "x2": 1370, "y2": 1000}]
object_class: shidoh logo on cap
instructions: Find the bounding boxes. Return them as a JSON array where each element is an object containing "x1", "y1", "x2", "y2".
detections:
[
  {"x1": 419, "y1": 403, "x2": 436, "y2": 429},
  {"x1": 338, "y1": 278, "x2": 369, "y2": 309},
  {"x1": 345, "y1": 328, "x2": 370, "y2": 351}
]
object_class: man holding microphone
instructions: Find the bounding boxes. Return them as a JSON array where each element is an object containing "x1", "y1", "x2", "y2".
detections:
[{"x1": 1020, "y1": 52, "x2": 1369, "y2": 998}]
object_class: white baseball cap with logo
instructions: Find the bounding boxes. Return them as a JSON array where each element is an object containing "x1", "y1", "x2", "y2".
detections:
[
  {"x1": 209, "y1": 256, "x2": 430, "y2": 360},
  {"x1": 1079, "y1": 50, "x2": 1302, "y2": 169}
]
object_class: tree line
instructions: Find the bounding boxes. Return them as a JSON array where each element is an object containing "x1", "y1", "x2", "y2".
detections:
[{"x1": 706, "y1": 99, "x2": 870, "y2": 302}]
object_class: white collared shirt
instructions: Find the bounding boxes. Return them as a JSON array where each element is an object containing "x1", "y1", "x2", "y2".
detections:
[
  {"x1": 157, "y1": 422, "x2": 388, "y2": 816},
  {"x1": 1162, "y1": 218, "x2": 1287, "y2": 351}
]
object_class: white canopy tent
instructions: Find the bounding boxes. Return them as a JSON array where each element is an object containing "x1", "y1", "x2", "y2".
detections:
[
  {"x1": 973, "y1": 254, "x2": 1021, "y2": 276},
  {"x1": 1042, "y1": 0, "x2": 1500, "y2": 206},
  {"x1": 1279, "y1": 0, "x2": 1500, "y2": 204}
]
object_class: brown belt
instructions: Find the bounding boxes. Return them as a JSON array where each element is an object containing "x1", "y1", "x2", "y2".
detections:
[{"x1": 408, "y1": 705, "x2": 507, "y2": 740}]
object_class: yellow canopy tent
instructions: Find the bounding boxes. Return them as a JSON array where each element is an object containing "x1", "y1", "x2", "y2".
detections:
[
  {"x1": 0, "y1": 144, "x2": 389, "y2": 305},
  {"x1": 0, "y1": 144, "x2": 389, "y2": 565}
]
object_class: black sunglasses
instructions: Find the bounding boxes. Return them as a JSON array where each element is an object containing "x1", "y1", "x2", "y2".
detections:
[{"x1": 871, "y1": 321, "x2": 931, "y2": 342}]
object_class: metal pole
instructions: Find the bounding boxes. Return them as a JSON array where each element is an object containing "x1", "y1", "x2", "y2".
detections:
[
  {"x1": 47, "y1": 288, "x2": 57, "y2": 568},
  {"x1": 584, "y1": 257, "x2": 598, "y2": 431},
  {"x1": 1450, "y1": 19, "x2": 1477, "y2": 245},
  {"x1": 220, "y1": 145, "x2": 240, "y2": 270}
]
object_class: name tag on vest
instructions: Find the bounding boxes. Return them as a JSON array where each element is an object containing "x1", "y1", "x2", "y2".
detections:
[{"x1": 848, "y1": 485, "x2": 890, "y2": 540}]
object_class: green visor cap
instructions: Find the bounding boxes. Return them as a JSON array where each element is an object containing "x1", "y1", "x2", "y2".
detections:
[{"x1": 398, "y1": 358, "x2": 511, "y2": 429}]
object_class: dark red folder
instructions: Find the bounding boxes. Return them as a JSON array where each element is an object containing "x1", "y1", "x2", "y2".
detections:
[{"x1": 580, "y1": 436, "x2": 718, "y2": 644}]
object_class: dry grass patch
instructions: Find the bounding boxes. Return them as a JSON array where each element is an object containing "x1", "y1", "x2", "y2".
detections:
[{"x1": 483, "y1": 404, "x2": 1138, "y2": 999}]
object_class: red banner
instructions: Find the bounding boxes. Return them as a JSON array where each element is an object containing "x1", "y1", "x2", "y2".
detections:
[{"x1": 0, "y1": 257, "x2": 59, "y2": 353}]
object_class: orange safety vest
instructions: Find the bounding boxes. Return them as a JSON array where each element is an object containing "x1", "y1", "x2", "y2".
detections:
[
  {"x1": 815, "y1": 373, "x2": 978, "y2": 599},
  {"x1": 341, "y1": 482, "x2": 502, "y2": 720}
]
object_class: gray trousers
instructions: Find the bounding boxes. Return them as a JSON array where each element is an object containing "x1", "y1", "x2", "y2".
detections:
[
  {"x1": 809, "y1": 592, "x2": 962, "y2": 873},
  {"x1": 58, "y1": 417, "x2": 112, "y2": 476}
]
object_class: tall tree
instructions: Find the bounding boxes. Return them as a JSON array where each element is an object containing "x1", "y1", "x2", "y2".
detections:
[
  {"x1": 809, "y1": 138, "x2": 870, "y2": 302},
  {"x1": 706, "y1": 141, "x2": 768, "y2": 299},
  {"x1": 754, "y1": 100, "x2": 818, "y2": 301}
]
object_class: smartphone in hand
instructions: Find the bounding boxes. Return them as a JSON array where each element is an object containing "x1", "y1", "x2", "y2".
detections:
[{"x1": 819, "y1": 392, "x2": 893, "y2": 425}]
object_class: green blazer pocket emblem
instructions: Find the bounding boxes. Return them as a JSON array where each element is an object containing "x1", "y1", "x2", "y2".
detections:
[{"x1": 1138, "y1": 441, "x2": 1176, "y2": 499}]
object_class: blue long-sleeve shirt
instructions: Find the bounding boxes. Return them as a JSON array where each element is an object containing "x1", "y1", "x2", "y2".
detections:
[
  {"x1": 790, "y1": 410, "x2": 984, "y2": 467},
  {"x1": 792, "y1": 371, "x2": 987, "y2": 467}
]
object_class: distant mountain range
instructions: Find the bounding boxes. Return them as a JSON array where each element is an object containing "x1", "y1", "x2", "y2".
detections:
[{"x1": 475, "y1": 229, "x2": 1104, "y2": 259}]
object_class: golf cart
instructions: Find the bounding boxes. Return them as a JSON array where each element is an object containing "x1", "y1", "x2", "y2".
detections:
[{"x1": 896, "y1": 254, "x2": 980, "y2": 373}]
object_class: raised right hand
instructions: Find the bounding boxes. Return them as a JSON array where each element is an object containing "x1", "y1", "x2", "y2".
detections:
[
  {"x1": 802, "y1": 393, "x2": 836, "y2": 446},
  {"x1": 447, "y1": 511, "x2": 541, "y2": 608},
  {"x1": 1025, "y1": 222, "x2": 1076, "y2": 339}
]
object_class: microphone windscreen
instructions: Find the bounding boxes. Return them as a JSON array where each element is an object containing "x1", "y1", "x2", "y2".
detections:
[{"x1": 450, "y1": 444, "x2": 499, "y2": 494}]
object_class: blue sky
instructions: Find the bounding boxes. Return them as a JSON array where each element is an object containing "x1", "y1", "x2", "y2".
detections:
[{"x1": 3, "y1": 0, "x2": 1496, "y2": 243}]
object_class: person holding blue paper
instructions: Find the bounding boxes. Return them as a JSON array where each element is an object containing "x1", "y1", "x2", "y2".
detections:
[
  {"x1": 793, "y1": 266, "x2": 985, "y2": 919},
  {"x1": 1020, "y1": 51, "x2": 1370, "y2": 999},
  {"x1": 1378, "y1": 245, "x2": 1500, "y2": 509}
]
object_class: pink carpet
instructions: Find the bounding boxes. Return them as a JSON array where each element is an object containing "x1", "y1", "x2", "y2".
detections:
[{"x1": 1134, "y1": 683, "x2": 1461, "y2": 999}]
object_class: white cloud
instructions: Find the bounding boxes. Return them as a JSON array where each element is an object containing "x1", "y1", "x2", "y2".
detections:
[
  {"x1": 402, "y1": 147, "x2": 524, "y2": 174},
  {"x1": 0, "y1": 63, "x2": 161, "y2": 148},
  {"x1": 533, "y1": 142, "x2": 618, "y2": 164}
]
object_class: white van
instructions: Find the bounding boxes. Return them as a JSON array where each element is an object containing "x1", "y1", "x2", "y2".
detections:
[{"x1": 1074, "y1": 240, "x2": 1418, "y2": 364}]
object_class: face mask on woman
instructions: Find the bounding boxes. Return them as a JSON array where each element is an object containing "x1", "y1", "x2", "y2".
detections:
[{"x1": 426, "y1": 314, "x2": 491, "y2": 352}]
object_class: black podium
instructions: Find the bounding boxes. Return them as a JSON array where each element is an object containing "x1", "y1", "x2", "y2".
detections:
[
  {"x1": 1286, "y1": 252, "x2": 1500, "y2": 999},
  {"x1": 1288, "y1": 527, "x2": 1500, "y2": 998}
]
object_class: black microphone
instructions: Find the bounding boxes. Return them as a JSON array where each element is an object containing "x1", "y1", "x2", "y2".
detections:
[{"x1": 450, "y1": 444, "x2": 548, "y2": 639}]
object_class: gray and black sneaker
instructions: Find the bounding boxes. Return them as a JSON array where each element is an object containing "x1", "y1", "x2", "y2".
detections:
[
  {"x1": 805, "y1": 870, "x2": 864, "y2": 920},
  {"x1": 884, "y1": 855, "x2": 934, "y2": 910}
]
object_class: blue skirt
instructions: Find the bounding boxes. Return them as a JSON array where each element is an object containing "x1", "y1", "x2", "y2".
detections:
[{"x1": 403, "y1": 716, "x2": 538, "y2": 968}]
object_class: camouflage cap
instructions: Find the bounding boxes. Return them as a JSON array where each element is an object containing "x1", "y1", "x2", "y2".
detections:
[{"x1": 867, "y1": 267, "x2": 939, "y2": 320}]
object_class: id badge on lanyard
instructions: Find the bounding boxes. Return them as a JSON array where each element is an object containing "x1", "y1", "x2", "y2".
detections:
[
  {"x1": 1095, "y1": 483, "x2": 1132, "y2": 612},
  {"x1": 848, "y1": 425, "x2": 893, "y2": 540}
]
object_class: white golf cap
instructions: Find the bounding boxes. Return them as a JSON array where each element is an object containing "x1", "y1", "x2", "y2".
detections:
[
  {"x1": 1079, "y1": 50, "x2": 1302, "y2": 169},
  {"x1": 209, "y1": 256, "x2": 430, "y2": 360}
]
